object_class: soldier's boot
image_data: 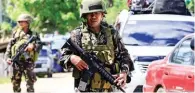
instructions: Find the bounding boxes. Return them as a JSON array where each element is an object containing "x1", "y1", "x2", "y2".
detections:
[
  {"x1": 27, "y1": 88, "x2": 34, "y2": 93},
  {"x1": 27, "y1": 85, "x2": 34, "y2": 93},
  {"x1": 13, "y1": 87, "x2": 21, "y2": 93},
  {"x1": 13, "y1": 81, "x2": 22, "y2": 93}
]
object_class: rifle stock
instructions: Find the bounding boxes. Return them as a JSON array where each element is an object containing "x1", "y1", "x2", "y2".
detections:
[{"x1": 63, "y1": 38, "x2": 126, "y2": 93}]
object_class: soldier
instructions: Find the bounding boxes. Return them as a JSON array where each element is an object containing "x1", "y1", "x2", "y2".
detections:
[
  {"x1": 5, "y1": 13, "x2": 42, "y2": 92},
  {"x1": 60, "y1": 0, "x2": 134, "y2": 92}
]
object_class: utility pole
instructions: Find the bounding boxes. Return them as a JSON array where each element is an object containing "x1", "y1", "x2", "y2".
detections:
[
  {"x1": 0, "y1": 0, "x2": 2, "y2": 23},
  {"x1": 108, "y1": 0, "x2": 113, "y2": 7}
]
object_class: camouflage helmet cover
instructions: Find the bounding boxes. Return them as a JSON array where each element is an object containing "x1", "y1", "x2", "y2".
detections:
[
  {"x1": 17, "y1": 13, "x2": 33, "y2": 23},
  {"x1": 80, "y1": 0, "x2": 107, "y2": 17}
]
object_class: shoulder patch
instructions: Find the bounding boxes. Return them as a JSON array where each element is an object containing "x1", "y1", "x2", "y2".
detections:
[{"x1": 70, "y1": 29, "x2": 81, "y2": 38}]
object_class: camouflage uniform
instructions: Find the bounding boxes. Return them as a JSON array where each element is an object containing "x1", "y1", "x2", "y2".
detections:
[
  {"x1": 61, "y1": 0, "x2": 134, "y2": 92},
  {"x1": 5, "y1": 14, "x2": 42, "y2": 92}
]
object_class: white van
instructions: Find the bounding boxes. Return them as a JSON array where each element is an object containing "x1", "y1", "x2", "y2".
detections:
[
  {"x1": 117, "y1": 13, "x2": 194, "y2": 74},
  {"x1": 34, "y1": 46, "x2": 54, "y2": 78},
  {"x1": 116, "y1": 11, "x2": 194, "y2": 92}
]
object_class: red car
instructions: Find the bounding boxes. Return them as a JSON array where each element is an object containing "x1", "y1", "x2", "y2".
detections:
[{"x1": 143, "y1": 34, "x2": 194, "y2": 93}]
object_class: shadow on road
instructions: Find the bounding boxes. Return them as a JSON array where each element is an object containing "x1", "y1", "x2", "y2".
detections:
[{"x1": 133, "y1": 85, "x2": 143, "y2": 93}]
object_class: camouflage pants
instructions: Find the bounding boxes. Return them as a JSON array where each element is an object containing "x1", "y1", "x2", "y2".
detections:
[{"x1": 11, "y1": 60, "x2": 37, "y2": 92}]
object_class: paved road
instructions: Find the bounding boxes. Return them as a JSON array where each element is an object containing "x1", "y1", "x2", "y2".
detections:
[
  {"x1": 0, "y1": 72, "x2": 145, "y2": 93},
  {"x1": 0, "y1": 73, "x2": 74, "y2": 93}
]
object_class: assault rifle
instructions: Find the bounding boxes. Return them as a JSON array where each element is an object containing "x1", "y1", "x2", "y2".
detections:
[
  {"x1": 5, "y1": 35, "x2": 38, "y2": 70},
  {"x1": 61, "y1": 38, "x2": 126, "y2": 93}
]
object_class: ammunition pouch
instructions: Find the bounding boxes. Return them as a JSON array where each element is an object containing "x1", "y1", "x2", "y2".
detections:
[
  {"x1": 104, "y1": 62, "x2": 120, "y2": 75},
  {"x1": 90, "y1": 63, "x2": 119, "y2": 91},
  {"x1": 91, "y1": 73, "x2": 102, "y2": 89},
  {"x1": 23, "y1": 52, "x2": 32, "y2": 61},
  {"x1": 91, "y1": 72, "x2": 112, "y2": 92}
]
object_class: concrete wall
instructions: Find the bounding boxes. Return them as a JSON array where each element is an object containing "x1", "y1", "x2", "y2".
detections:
[{"x1": 0, "y1": 53, "x2": 12, "y2": 77}]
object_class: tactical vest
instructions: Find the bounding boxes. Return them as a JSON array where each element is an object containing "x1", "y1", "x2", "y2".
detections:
[
  {"x1": 81, "y1": 27, "x2": 115, "y2": 65},
  {"x1": 81, "y1": 26, "x2": 117, "y2": 91},
  {"x1": 11, "y1": 27, "x2": 38, "y2": 62}
]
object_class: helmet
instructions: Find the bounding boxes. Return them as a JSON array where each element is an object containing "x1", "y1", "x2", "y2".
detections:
[
  {"x1": 80, "y1": 0, "x2": 106, "y2": 17},
  {"x1": 17, "y1": 13, "x2": 33, "y2": 23}
]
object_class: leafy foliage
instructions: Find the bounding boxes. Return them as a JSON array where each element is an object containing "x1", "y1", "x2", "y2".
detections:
[
  {"x1": 0, "y1": 77, "x2": 11, "y2": 84},
  {"x1": 4, "y1": 0, "x2": 127, "y2": 34},
  {"x1": 6, "y1": 0, "x2": 81, "y2": 34},
  {"x1": 3, "y1": 0, "x2": 193, "y2": 35},
  {"x1": 0, "y1": 22, "x2": 12, "y2": 36},
  {"x1": 105, "y1": 0, "x2": 128, "y2": 24},
  {"x1": 188, "y1": 0, "x2": 194, "y2": 13},
  {"x1": 185, "y1": 0, "x2": 194, "y2": 14}
]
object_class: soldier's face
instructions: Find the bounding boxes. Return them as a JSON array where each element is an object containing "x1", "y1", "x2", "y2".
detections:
[
  {"x1": 86, "y1": 12, "x2": 103, "y2": 28},
  {"x1": 18, "y1": 21, "x2": 29, "y2": 29}
]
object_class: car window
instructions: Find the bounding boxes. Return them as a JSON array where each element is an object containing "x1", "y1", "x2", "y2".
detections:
[
  {"x1": 39, "y1": 49, "x2": 48, "y2": 57},
  {"x1": 122, "y1": 20, "x2": 194, "y2": 46},
  {"x1": 52, "y1": 49, "x2": 59, "y2": 54},
  {"x1": 171, "y1": 38, "x2": 194, "y2": 65},
  {"x1": 51, "y1": 39, "x2": 66, "y2": 49}
]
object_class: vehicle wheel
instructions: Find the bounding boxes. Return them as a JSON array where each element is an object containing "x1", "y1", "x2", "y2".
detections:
[
  {"x1": 67, "y1": 68, "x2": 72, "y2": 72},
  {"x1": 156, "y1": 87, "x2": 166, "y2": 93},
  {"x1": 133, "y1": 85, "x2": 143, "y2": 92},
  {"x1": 47, "y1": 69, "x2": 53, "y2": 78},
  {"x1": 37, "y1": 74, "x2": 45, "y2": 78},
  {"x1": 47, "y1": 72, "x2": 52, "y2": 78}
]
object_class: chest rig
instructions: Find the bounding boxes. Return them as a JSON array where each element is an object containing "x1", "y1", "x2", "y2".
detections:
[
  {"x1": 81, "y1": 26, "x2": 116, "y2": 91},
  {"x1": 11, "y1": 28, "x2": 36, "y2": 61},
  {"x1": 81, "y1": 26, "x2": 115, "y2": 65}
]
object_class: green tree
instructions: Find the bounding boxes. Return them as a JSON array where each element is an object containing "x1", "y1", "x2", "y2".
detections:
[
  {"x1": 6, "y1": 0, "x2": 81, "y2": 34},
  {"x1": 4, "y1": 0, "x2": 128, "y2": 34},
  {"x1": 188, "y1": 0, "x2": 194, "y2": 14},
  {"x1": 105, "y1": 0, "x2": 128, "y2": 24},
  {"x1": 0, "y1": 22, "x2": 12, "y2": 38},
  {"x1": 185, "y1": 0, "x2": 194, "y2": 14}
]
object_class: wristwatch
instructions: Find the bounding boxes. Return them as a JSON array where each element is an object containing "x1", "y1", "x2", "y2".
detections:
[{"x1": 121, "y1": 64, "x2": 129, "y2": 74}]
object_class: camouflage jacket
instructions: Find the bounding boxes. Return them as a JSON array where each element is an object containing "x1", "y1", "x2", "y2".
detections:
[
  {"x1": 62, "y1": 22, "x2": 134, "y2": 74},
  {"x1": 5, "y1": 26, "x2": 42, "y2": 61}
]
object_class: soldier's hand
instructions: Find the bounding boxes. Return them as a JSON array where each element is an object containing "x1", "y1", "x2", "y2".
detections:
[
  {"x1": 70, "y1": 55, "x2": 88, "y2": 71},
  {"x1": 113, "y1": 72, "x2": 127, "y2": 87},
  {"x1": 25, "y1": 43, "x2": 35, "y2": 52},
  {"x1": 6, "y1": 58, "x2": 12, "y2": 65}
]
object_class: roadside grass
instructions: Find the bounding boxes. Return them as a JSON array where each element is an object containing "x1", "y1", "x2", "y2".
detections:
[{"x1": 0, "y1": 77, "x2": 11, "y2": 84}]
